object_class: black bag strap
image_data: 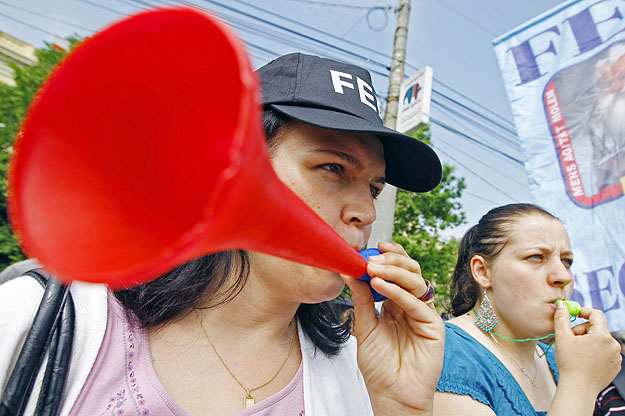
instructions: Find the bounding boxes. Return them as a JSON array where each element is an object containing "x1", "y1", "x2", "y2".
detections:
[
  {"x1": 0, "y1": 267, "x2": 75, "y2": 416},
  {"x1": 32, "y1": 271, "x2": 75, "y2": 416}
]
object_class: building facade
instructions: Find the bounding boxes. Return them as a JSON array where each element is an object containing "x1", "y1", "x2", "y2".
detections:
[{"x1": 0, "y1": 31, "x2": 37, "y2": 86}]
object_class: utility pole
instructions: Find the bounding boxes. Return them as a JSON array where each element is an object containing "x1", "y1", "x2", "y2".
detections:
[{"x1": 367, "y1": 0, "x2": 411, "y2": 247}]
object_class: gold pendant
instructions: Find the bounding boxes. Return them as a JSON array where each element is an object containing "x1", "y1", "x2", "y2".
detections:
[{"x1": 244, "y1": 393, "x2": 255, "y2": 409}]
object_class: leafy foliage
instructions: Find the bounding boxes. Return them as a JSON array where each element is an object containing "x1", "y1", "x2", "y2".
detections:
[
  {"x1": 393, "y1": 125, "x2": 466, "y2": 309},
  {"x1": 0, "y1": 39, "x2": 78, "y2": 270}
]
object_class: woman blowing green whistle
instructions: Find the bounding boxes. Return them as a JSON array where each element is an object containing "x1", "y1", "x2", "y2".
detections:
[{"x1": 433, "y1": 203, "x2": 621, "y2": 416}]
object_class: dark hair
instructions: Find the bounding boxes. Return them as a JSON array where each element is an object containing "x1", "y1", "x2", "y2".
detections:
[
  {"x1": 114, "y1": 108, "x2": 351, "y2": 355},
  {"x1": 447, "y1": 203, "x2": 558, "y2": 317}
]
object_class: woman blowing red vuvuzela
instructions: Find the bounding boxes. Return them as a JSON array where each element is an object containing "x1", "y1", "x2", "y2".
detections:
[{"x1": 0, "y1": 8, "x2": 445, "y2": 416}]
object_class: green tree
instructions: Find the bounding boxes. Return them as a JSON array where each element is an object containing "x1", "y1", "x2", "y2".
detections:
[
  {"x1": 393, "y1": 125, "x2": 466, "y2": 310},
  {"x1": 0, "y1": 40, "x2": 77, "y2": 270}
]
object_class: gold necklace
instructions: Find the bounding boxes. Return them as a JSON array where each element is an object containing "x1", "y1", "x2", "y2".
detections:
[
  {"x1": 194, "y1": 310, "x2": 297, "y2": 409},
  {"x1": 489, "y1": 332, "x2": 538, "y2": 389}
]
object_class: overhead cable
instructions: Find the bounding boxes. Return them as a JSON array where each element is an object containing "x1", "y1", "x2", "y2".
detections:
[
  {"x1": 434, "y1": 146, "x2": 520, "y2": 201},
  {"x1": 434, "y1": 139, "x2": 527, "y2": 187},
  {"x1": 0, "y1": 1, "x2": 96, "y2": 33},
  {"x1": 431, "y1": 98, "x2": 520, "y2": 150},
  {"x1": 430, "y1": 116, "x2": 524, "y2": 165}
]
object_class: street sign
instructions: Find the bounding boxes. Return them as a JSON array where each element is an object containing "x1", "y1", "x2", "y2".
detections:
[{"x1": 396, "y1": 65, "x2": 433, "y2": 134}]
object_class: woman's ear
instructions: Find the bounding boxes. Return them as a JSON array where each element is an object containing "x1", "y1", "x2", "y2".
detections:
[{"x1": 470, "y1": 255, "x2": 492, "y2": 289}]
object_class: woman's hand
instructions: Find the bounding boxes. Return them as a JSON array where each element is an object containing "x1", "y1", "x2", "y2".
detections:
[
  {"x1": 341, "y1": 241, "x2": 445, "y2": 416},
  {"x1": 554, "y1": 303, "x2": 621, "y2": 393},
  {"x1": 548, "y1": 302, "x2": 622, "y2": 416}
]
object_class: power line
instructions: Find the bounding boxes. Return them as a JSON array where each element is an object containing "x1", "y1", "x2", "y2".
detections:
[
  {"x1": 6, "y1": 0, "x2": 527, "y2": 192},
  {"x1": 200, "y1": 0, "x2": 520, "y2": 161},
  {"x1": 231, "y1": 0, "x2": 511, "y2": 137},
  {"x1": 213, "y1": 0, "x2": 521, "y2": 157},
  {"x1": 433, "y1": 89, "x2": 517, "y2": 137},
  {"x1": 110, "y1": 0, "x2": 157, "y2": 8},
  {"x1": 431, "y1": 98, "x2": 520, "y2": 151},
  {"x1": 463, "y1": 190, "x2": 505, "y2": 206},
  {"x1": 0, "y1": 0, "x2": 96, "y2": 33},
  {"x1": 437, "y1": 0, "x2": 497, "y2": 37},
  {"x1": 203, "y1": 0, "x2": 390, "y2": 70},
  {"x1": 244, "y1": 40, "x2": 283, "y2": 60},
  {"x1": 6, "y1": 0, "x2": 517, "y2": 160},
  {"x1": 201, "y1": 0, "x2": 391, "y2": 70},
  {"x1": 122, "y1": 0, "x2": 160, "y2": 9},
  {"x1": 120, "y1": 0, "x2": 393, "y2": 105},
  {"x1": 433, "y1": 106, "x2": 524, "y2": 176},
  {"x1": 204, "y1": 0, "x2": 516, "y2": 161},
  {"x1": 194, "y1": 0, "x2": 526, "y2": 173},
  {"x1": 432, "y1": 100, "x2": 518, "y2": 153},
  {"x1": 77, "y1": 0, "x2": 131, "y2": 16},
  {"x1": 0, "y1": 10, "x2": 60, "y2": 38},
  {"x1": 434, "y1": 146, "x2": 519, "y2": 201},
  {"x1": 179, "y1": 0, "x2": 392, "y2": 80},
  {"x1": 141, "y1": 0, "x2": 527, "y2": 197},
  {"x1": 433, "y1": 78, "x2": 516, "y2": 129},
  {"x1": 399, "y1": 62, "x2": 516, "y2": 133},
  {"x1": 335, "y1": 0, "x2": 386, "y2": 40},
  {"x1": 430, "y1": 116, "x2": 524, "y2": 165},
  {"x1": 218, "y1": 11, "x2": 342, "y2": 58},
  {"x1": 283, "y1": 0, "x2": 392, "y2": 11},
  {"x1": 435, "y1": 138, "x2": 526, "y2": 187}
]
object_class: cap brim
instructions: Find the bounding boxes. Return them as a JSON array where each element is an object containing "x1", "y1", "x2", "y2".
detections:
[{"x1": 270, "y1": 104, "x2": 442, "y2": 192}]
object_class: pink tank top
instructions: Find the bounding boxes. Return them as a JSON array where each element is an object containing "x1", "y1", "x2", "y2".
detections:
[{"x1": 69, "y1": 293, "x2": 305, "y2": 415}]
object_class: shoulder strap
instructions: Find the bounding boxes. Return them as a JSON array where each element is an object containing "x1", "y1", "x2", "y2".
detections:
[
  {"x1": 0, "y1": 267, "x2": 74, "y2": 416},
  {"x1": 0, "y1": 259, "x2": 43, "y2": 286}
]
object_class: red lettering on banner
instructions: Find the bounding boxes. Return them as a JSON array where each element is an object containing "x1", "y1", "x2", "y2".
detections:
[{"x1": 545, "y1": 84, "x2": 586, "y2": 200}]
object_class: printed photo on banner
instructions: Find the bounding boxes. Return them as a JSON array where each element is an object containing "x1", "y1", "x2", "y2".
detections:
[{"x1": 546, "y1": 41, "x2": 625, "y2": 206}]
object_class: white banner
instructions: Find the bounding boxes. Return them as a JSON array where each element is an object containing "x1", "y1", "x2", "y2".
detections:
[{"x1": 494, "y1": 0, "x2": 625, "y2": 331}]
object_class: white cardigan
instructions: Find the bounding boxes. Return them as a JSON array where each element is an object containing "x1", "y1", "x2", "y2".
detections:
[{"x1": 0, "y1": 276, "x2": 373, "y2": 416}]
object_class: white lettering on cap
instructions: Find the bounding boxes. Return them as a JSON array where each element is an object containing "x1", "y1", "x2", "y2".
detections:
[
  {"x1": 330, "y1": 70, "x2": 355, "y2": 93},
  {"x1": 330, "y1": 69, "x2": 380, "y2": 118},
  {"x1": 356, "y1": 77, "x2": 378, "y2": 114}
]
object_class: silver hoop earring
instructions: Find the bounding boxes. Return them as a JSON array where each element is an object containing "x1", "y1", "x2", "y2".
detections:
[{"x1": 475, "y1": 290, "x2": 498, "y2": 332}]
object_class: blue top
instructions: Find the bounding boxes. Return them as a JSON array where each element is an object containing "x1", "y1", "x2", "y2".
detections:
[{"x1": 436, "y1": 323, "x2": 559, "y2": 416}]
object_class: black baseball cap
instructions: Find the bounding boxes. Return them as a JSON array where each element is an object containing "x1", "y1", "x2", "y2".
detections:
[{"x1": 257, "y1": 52, "x2": 442, "y2": 192}]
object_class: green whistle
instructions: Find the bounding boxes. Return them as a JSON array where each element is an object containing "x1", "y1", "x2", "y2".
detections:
[{"x1": 554, "y1": 299, "x2": 581, "y2": 316}]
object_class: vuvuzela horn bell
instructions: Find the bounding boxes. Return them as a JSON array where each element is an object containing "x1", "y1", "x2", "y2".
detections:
[{"x1": 8, "y1": 8, "x2": 367, "y2": 289}]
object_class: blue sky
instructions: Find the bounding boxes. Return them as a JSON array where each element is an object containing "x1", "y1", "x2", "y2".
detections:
[{"x1": 0, "y1": 0, "x2": 567, "y2": 237}]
